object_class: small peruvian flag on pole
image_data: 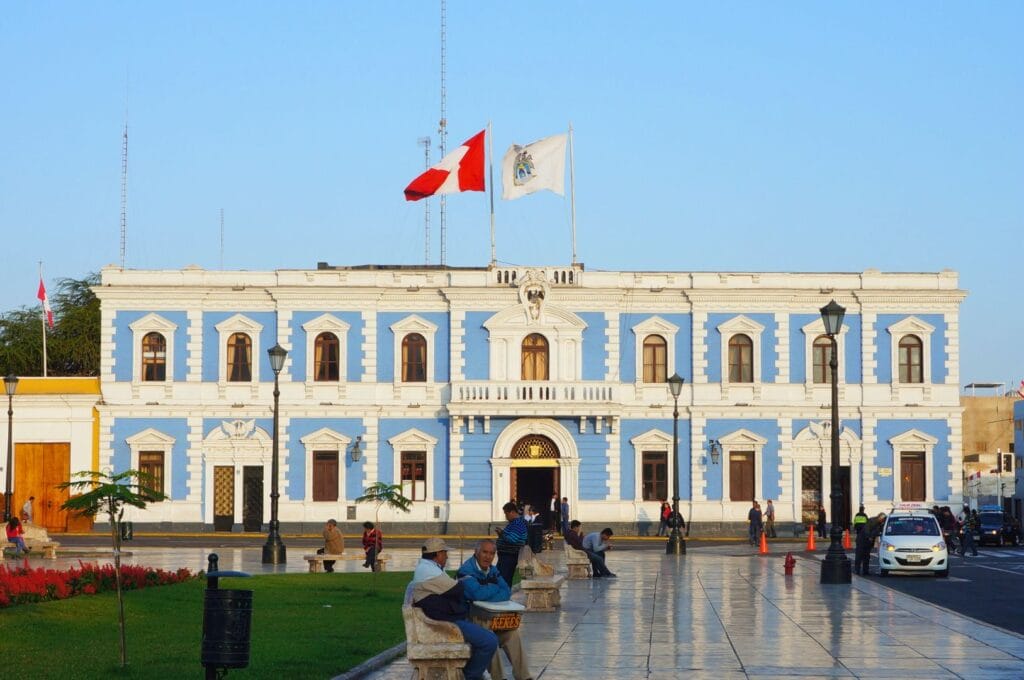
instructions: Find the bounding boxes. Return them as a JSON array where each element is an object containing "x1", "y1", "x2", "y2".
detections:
[
  {"x1": 404, "y1": 129, "x2": 486, "y2": 201},
  {"x1": 38, "y1": 278, "x2": 54, "y2": 329}
]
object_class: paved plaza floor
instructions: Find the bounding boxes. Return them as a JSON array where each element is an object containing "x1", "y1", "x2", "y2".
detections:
[{"x1": 14, "y1": 543, "x2": 1024, "y2": 679}]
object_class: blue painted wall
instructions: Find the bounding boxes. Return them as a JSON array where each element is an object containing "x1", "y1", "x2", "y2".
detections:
[
  {"x1": 571, "y1": 418, "x2": 611, "y2": 501},
  {"x1": 460, "y1": 418, "x2": 502, "y2": 501},
  {"x1": 873, "y1": 419, "x2": 952, "y2": 501},
  {"x1": 618, "y1": 419, "x2": 691, "y2": 501},
  {"x1": 377, "y1": 312, "x2": 450, "y2": 383},
  {"x1": 704, "y1": 419, "x2": 782, "y2": 500},
  {"x1": 618, "y1": 313, "x2": 693, "y2": 382},
  {"x1": 111, "y1": 311, "x2": 189, "y2": 382},
  {"x1": 287, "y1": 312, "x2": 364, "y2": 383},
  {"x1": 110, "y1": 417, "x2": 190, "y2": 501},
  {"x1": 378, "y1": 418, "x2": 450, "y2": 501},
  {"x1": 285, "y1": 418, "x2": 365, "y2": 500},
  {"x1": 789, "y1": 314, "x2": 862, "y2": 384},
  {"x1": 578, "y1": 312, "x2": 606, "y2": 380},
  {"x1": 875, "y1": 314, "x2": 948, "y2": 384},
  {"x1": 705, "y1": 313, "x2": 778, "y2": 383},
  {"x1": 463, "y1": 312, "x2": 497, "y2": 381},
  {"x1": 201, "y1": 312, "x2": 278, "y2": 382}
]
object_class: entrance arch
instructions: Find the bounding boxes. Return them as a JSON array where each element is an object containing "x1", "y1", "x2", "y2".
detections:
[{"x1": 491, "y1": 419, "x2": 579, "y2": 522}]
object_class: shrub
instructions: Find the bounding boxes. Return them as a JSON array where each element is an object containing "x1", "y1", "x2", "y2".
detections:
[{"x1": 0, "y1": 561, "x2": 195, "y2": 608}]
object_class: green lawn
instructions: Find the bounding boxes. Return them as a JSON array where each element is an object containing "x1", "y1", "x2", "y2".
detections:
[{"x1": 0, "y1": 572, "x2": 409, "y2": 679}]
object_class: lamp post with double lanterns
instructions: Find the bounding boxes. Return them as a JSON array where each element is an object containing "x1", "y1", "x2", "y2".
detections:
[
  {"x1": 819, "y1": 300, "x2": 852, "y2": 584},
  {"x1": 3, "y1": 375, "x2": 18, "y2": 522},
  {"x1": 262, "y1": 344, "x2": 288, "y2": 565},
  {"x1": 666, "y1": 373, "x2": 686, "y2": 555}
]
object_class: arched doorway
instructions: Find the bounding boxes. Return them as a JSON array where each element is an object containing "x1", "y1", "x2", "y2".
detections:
[{"x1": 510, "y1": 435, "x2": 560, "y2": 529}]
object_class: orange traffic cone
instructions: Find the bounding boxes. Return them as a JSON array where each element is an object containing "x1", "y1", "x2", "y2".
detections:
[
  {"x1": 806, "y1": 525, "x2": 816, "y2": 550},
  {"x1": 759, "y1": 531, "x2": 769, "y2": 555},
  {"x1": 842, "y1": 529, "x2": 852, "y2": 550}
]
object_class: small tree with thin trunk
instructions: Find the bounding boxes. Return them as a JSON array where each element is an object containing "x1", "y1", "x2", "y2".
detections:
[
  {"x1": 354, "y1": 481, "x2": 413, "y2": 529},
  {"x1": 59, "y1": 469, "x2": 165, "y2": 667}
]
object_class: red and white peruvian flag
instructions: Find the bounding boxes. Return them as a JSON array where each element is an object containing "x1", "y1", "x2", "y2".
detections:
[
  {"x1": 37, "y1": 278, "x2": 54, "y2": 329},
  {"x1": 404, "y1": 129, "x2": 486, "y2": 201}
]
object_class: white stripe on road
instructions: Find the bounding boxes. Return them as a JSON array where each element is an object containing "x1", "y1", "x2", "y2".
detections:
[{"x1": 974, "y1": 564, "x2": 1024, "y2": 576}]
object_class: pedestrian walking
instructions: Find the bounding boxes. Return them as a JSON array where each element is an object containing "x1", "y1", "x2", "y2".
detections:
[
  {"x1": 748, "y1": 501, "x2": 763, "y2": 545},
  {"x1": 657, "y1": 501, "x2": 671, "y2": 537},
  {"x1": 764, "y1": 499, "x2": 776, "y2": 538},
  {"x1": 550, "y1": 492, "x2": 560, "y2": 533},
  {"x1": 960, "y1": 509, "x2": 978, "y2": 557},
  {"x1": 560, "y1": 497, "x2": 570, "y2": 536},
  {"x1": 817, "y1": 505, "x2": 828, "y2": 538}
]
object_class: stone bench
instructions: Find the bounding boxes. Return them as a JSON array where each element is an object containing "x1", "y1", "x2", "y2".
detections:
[
  {"x1": 563, "y1": 541, "x2": 592, "y2": 579},
  {"x1": 516, "y1": 544, "x2": 555, "y2": 579},
  {"x1": 519, "y1": 573, "x2": 566, "y2": 612},
  {"x1": 2, "y1": 540, "x2": 59, "y2": 559},
  {"x1": 302, "y1": 553, "x2": 388, "y2": 573},
  {"x1": 403, "y1": 585, "x2": 471, "y2": 680}
]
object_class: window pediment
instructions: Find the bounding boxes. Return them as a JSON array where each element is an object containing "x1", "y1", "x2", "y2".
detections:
[
  {"x1": 717, "y1": 315, "x2": 764, "y2": 335},
  {"x1": 719, "y1": 428, "x2": 769, "y2": 447},
  {"x1": 483, "y1": 305, "x2": 587, "y2": 331},
  {"x1": 388, "y1": 428, "x2": 439, "y2": 449},
  {"x1": 632, "y1": 316, "x2": 679, "y2": 337},
  {"x1": 215, "y1": 314, "x2": 264, "y2": 334},
  {"x1": 129, "y1": 313, "x2": 178, "y2": 333},
  {"x1": 302, "y1": 314, "x2": 350, "y2": 335},
  {"x1": 629, "y1": 429, "x2": 673, "y2": 448},
  {"x1": 390, "y1": 315, "x2": 438, "y2": 334},
  {"x1": 125, "y1": 427, "x2": 176, "y2": 447},
  {"x1": 801, "y1": 318, "x2": 848, "y2": 336},
  {"x1": 300, "y1": 428, "x2": 351, "y2": 448},
  {"x1": 886, "y1": 316, "x2": 935, "y2": 336},
  {"x1": 888, "y1": 428, "x2": 938, "y2": 447}
]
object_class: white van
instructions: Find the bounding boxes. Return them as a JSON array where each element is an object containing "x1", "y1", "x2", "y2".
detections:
[{"x1": 878, "y1": 505, "x2": 949, "y2": 578}]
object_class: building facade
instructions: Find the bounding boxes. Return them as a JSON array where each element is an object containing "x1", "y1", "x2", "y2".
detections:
[{"x1": 94, "y1": 264, "x2": 966, "y2": 534}]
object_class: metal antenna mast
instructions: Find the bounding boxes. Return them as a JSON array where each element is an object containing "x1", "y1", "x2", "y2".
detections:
[
  {"x1": 418, "y1": 137, "x2": 431, "y2": 264},
  {"x1": 438, "y1": 0, "x2": 448, "y2": 266},
  {"x1": 119, "y1": 121, "x2": 128, "y2": 270}
]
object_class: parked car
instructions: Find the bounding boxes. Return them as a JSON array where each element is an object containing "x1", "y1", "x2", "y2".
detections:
[
  {"x1": 975, "y1": 508, "x2": 1020, "y2": 547},
  {"x1": 878, "y1": 506, "x2": 949, "y2": 578}
]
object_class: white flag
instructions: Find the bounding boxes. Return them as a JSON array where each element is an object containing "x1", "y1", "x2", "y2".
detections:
[{"x1": 501, "y1": 134, "x2": 567, "y2": 200}]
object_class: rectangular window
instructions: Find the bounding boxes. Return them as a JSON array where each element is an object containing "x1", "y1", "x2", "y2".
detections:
[
  {"x1": 641, "y1": 451, "x2": 668, "y2": 501},
  {"x1": 139, "y1": 451, "x2": 165, "y2": 500},
  {"x1": 312, "y1": 451, "x2": 339, "y2": 502},
  {"x1": 401, "y1": 451, "x2": 427, "y2": 501},
  {"x1": 900, "y1": 452, "x2": 926, "y2": 502},
  {"x1": 729, "y1": 451, "x2": 755, "y2": 502}
]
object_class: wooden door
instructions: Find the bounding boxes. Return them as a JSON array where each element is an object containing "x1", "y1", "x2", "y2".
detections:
[
  {"x1": 14, "y1": 443, "x2": 70, "y2": 532},
  {"x1": 729, "y1": 451, "x2": 755, "y2": 502},
  {"x1": 213, "y1": 465, "x2": 235, "y2": 531},
  {"x1": 242, "y1": 466, "x2": 263, "y2": 532},
  {"x1": 901, "y1": 452, "x2": 926, "y2": 501}
]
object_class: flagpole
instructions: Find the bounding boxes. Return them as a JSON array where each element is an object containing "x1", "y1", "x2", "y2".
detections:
[
  {"x1": 488, "y1": 121, "x2": 496, "y2": 266},
  {"x1": 39, "y1": 262, "x2": 48, "y2": 377},
  {"x1": 568, "y1": 122, "x2": 577, "y2": 266}
]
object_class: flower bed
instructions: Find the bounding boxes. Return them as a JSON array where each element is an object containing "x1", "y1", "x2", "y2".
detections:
[{"x1": 0, "y1": 560, "x2": 195, "y2": 608}]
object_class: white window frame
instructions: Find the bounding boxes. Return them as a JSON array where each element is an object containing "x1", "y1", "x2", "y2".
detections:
[
  {"x1": 391, "y1": 315, "x2": 438, "y2": 384},
  {"x1": 302, "y1": 314, "x2": 350, "y2": 383},
  {"x1": 388, "y1": 428, "x2": 438, "y2": 503},
  {"x1": 630, "y1": 428, "x2": 674, "y2": 503},
  {"x1": 301, "y1": 427, "x2": 351, "y2": 503},
  {"x1": 125, "y1": 428, "x2": 175, "y2": 500},
  {"x1": 129, "y1": 313, "x2": 178, "y2": 385},
  {"x1": 801, "y1": 317, "x2": 848, "y2": 389},
  {"x1": 632, "y1": 316, "x2": 678, "y2": 384},
  {"x1": 216, "y1": 314, "x2": 264, "y2": 385},
  {"x1": 717, "y1": 315, "x2": 764, "y2": 386},
  {"x1": 889, "y1": 428, "x2": 938, "y2": 503},
  {"x1": 482, "y1": 306, "x2": 587, "y2": 381},
  {"x1": 718, "y1": 428, "x2": 767, "y2": 503},
  {"x1": 886, "y1": 316, "x2": 934, "y2": 385}
]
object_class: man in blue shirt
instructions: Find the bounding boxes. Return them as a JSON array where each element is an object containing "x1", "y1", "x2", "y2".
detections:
[
  {"x1": 581, "y1": 528, "x2": 616, "y2": 577},
  {"x1": 458, "y1": 539, "x2": 533, "y2": 680},
  {"x1": 495, "y1": 502, "x2": 528, "y2": 586}
]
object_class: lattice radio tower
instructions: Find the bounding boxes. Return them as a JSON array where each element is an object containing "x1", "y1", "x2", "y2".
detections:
[
  {"x1": 119, "y1": 121, "x2": 128, "y2": 270},
  {"x1": 418, "y1": 137, "x2": 431, "y2": 264},
  {"x1": 438, "y1": 0, "x2": 448, "y2": 265}
]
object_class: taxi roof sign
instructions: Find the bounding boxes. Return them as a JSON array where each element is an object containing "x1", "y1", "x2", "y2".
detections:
[{"x1": 890, "y1": 502, "x2": 930, "y2": 513}]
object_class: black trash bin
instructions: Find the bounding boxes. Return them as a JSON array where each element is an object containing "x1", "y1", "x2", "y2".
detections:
[
  {"x1": 202, "y1": 554, "x2": 252, "y2": 677},
  {"x1": 120, "y1": 521, "x2": 134, "y2": 541}
]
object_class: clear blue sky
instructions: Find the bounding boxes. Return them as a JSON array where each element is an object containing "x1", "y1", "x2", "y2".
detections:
[{"x1": 2, "y1": 3, "x2": 1021, "y2": 387}]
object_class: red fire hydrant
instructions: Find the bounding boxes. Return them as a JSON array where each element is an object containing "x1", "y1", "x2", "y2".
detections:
[{"x1": 784, "y1": 551, "x2": 796, "y2": 575}]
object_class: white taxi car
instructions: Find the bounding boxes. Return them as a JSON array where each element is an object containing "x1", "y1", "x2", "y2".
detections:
[{"x1": 878, "y1": 504, "x2": 949, "y2": 578}]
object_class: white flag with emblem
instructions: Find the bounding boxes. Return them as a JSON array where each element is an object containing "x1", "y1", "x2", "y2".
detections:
[{"x1": 501, "y1": 133, "x2": 568, "y2": 200}]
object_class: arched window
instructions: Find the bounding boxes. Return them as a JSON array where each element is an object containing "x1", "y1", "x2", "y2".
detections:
[
  {"x1": 226, "y1": 333, "x2": 252, "y2": 382},
  {"x1": 898, "y1": 334, "x2": 923, "y2": 383},
  {"x1": 812, "y1": 335, "x2": 833, "y2": 384},
  {"x1": 642, "y1": 335, "x2": 667, "y2": 383},
  {"x1": 727, "y1": 334, "x2": 753, "y2": 383},
  {"x1": 141, "y1": 332, "x2": 167, "y2": 382},
  {"x1": 402, "y1": 333, "x2": 427, "y2": 382},
  {"x1": 521, "y1": 333, "x2": 549, "y2": 380},
  {"x1": 314, "y1": 332, "x2": 340, "y2": 382}
]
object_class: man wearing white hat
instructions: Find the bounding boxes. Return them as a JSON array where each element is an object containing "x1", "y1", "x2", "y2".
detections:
[{"x1": 410, "y1": 537, "x2": 498, "y2": 680}]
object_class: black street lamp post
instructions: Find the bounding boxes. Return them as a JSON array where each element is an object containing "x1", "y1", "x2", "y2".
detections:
[
  {"x1": 666, "y1": 373, "x2": 686, "y2": 555},
  {"x1": 3, "y1": 375, "x2": 18, "y2": 522},
  {"x1": 819, "y1": 300, "x2": 852, "y2": 584},
  {"x1": 262, "y1": 344, "x2": 287, "y2": 565}
]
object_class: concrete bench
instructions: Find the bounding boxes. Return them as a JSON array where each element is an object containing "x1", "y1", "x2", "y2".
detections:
[
  {"x1": 517, "y1": 544, "x2": 555, "y2": 579},
  {"x1": 403, "y1": 584, "x2": 471, "y2": 680},
  {"x1": 563, "y1": 541, "x2": 592, "y2": 579},
  {"x1": 302, "y1": 553, "x2": 388, "y2": 573},
  {"x1": 519, "y1": 573, "x2": 566, "y2": 612},
  {"x1": 2, "y1": 540, "x2": 59, "y2": 559}
]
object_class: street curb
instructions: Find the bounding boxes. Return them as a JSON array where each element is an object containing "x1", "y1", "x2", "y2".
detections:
[{"x1": 330, "y1": 642, "x2": 407, "y2": 680}]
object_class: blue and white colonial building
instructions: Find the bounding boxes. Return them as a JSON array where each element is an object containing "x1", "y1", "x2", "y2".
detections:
[{"x1": 95, "y1": 264, "x2": 966, "y2": 533}]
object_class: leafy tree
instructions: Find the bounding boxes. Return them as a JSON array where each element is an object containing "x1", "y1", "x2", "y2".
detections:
[
  {"x1": 59, "y1": 469, "x2": 165, "y2": 667},
  {"x1": 0, "y1": 273, "x2": 100, "y2": 376},
  {"x1": 355, "y1": 481, "x2": 413, "y2": 527}
]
